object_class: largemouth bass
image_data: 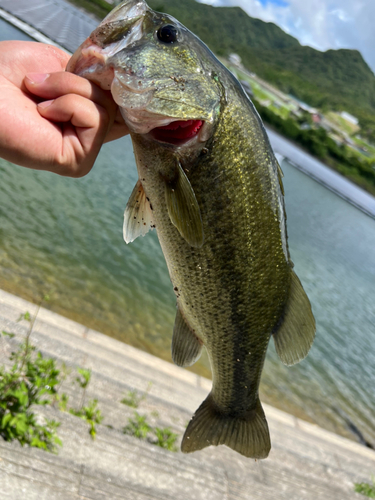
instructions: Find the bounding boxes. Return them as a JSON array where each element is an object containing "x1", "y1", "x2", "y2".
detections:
[{"x1": 67, "y1": 0, "x2": 315, "y2": 459}]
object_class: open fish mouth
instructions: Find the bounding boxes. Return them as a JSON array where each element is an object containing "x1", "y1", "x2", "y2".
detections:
[{"x1": 150, "y1": 120, "x2": 204, "y2": 144}]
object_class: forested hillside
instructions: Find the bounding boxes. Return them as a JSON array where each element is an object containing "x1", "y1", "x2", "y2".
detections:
[{"x1": 148, "y1": 0, "x2": 375, "y2": 141}]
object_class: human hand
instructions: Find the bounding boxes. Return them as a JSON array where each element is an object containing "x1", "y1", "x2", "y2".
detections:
[{"x1": 0, "y1": 40, "x2": 129, "y2": 177}]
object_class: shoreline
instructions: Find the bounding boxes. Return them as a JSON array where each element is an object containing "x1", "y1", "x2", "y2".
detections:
[
  {"x1": 0, "y1": 276, "x2": 371, "y2": 449},
  {"x1": 1, "y1": 4, "x2": 375, "y2": 218},
  {"x1": 1, "y1": 286, "x2": 374, "y2": 456},
  {"x1": 1, "y1": 287, "x2": 374, "y2": 498},
  {"x1": 267, "y1": 127, "x2": 375, "y2": 219}
]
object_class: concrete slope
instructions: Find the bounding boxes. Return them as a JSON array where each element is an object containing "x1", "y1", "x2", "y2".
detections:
[{"x1": 0, "y1": 289, "x2": 374, "y2": 499}]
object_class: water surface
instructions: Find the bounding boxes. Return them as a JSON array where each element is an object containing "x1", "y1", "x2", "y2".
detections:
[{"x1": 1, "y1": 20, "x2": 375, "y2": 447}]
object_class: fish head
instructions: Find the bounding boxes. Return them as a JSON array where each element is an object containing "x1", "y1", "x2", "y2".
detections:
[{"x1": 67, "y1": 0, "x2": 222, "y2": 145}]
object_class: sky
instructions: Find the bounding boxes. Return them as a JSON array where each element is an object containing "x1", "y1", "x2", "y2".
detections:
[{"x1": 197, "y1": 0, "x2": 375, "y2": 75}]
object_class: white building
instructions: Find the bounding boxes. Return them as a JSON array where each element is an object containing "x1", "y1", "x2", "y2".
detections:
[
  {"x1": 340, "y1": 111, "x2": 359, "y2": 126},
  {"x1": 229, "y1": 53, "x2": 242, "y2": 67}
]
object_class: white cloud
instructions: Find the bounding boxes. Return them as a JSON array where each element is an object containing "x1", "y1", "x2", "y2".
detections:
[{"x1": 198, "y1": 0, "x2": 375, "y2": 74}]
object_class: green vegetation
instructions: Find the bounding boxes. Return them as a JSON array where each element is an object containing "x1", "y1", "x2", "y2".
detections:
[
  {"x1": 66, "y1": 367, "x2": 103, "y2": 439},
  {"x1": 0, "y1": 331, "x2": 62, "y2": 452},
  {"x1": 0, "y1": 307, "x2": 103, "y2": 450},
  {"x1": 253, "y1": 99, "x2": 375, "y2": 195},
  {"x1": 69, "y1": 0, "x2": 375, "y2": 192},
  {"x1": 123, "y1": 412, "x2": 151, "y2": 439},
  {"x1": 153, "y1": 426, "x2": 178, "y2": 451},
  {"x1": 121, "y1": 389, "x2": 145, "y2": 408},
  {"x1": 148, "y1": 0, "x2": 375, "y2": 144},
  {"x1": 354, "y1": 477, "x2": 375, "y2": 498},
  {"x1": 69, "y1": 399, "x2": 103, "y2": 439},
  {"x1": 66, "y1": 0, "x2": 375, "y2": 142},
  {"x1": 1, "y1": 307, "x2": 177, "y2": 453},
  {"x1": 17, "y1": 311, "x2": 31, "y2": 322},
  {"x1": 121, "y1": 383, "x2": 152, "y2": 408},
  {"x1": 123, "y1": 411, "x2": 178, "y2": 451}
]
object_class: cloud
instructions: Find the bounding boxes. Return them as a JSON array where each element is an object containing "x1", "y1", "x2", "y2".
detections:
[{"x1": 197, "y1": 0, "x2": 375, "y2": 74}]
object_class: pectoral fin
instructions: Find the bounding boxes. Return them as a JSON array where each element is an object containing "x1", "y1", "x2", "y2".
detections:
[
  {"x1": 123, "y1": 180, "x2": 155, "y2": 243},
  {"x1": 273, "y1": 271, "x2": 316, "y2": 366},
  {"x1": 165, "y1": 162, "x2": 204, "y2": 248},
  {"x1": 172, "y1": 307, "x2": 203, "y2": 367}
]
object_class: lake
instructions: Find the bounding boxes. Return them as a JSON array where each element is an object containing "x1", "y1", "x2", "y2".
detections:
[{"x1": 1, "y1": 18, "x2": 375, "y2": 447}]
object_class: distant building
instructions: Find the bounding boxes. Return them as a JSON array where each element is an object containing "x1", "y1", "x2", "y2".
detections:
[
  {"x1": 229, "y1": 53, "x2": 242, "y2": 67},
  {"x1": 311, "y1": 113, "x2": 322, "y2": 124},
  {"x1": 297, "y1": 102, "x2": 318, "y2": 115},
  {"x1": 340, "y1": 111, "x2": 359, "y2": 126}
]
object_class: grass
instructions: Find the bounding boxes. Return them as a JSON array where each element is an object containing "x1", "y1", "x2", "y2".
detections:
[
  {"x1": 153, "y1": 427, "x2": 178, "y2": 451},
  {"x1": 69, "y1": 399, "x2": 103, "y2": 439},
  {"x1": 121, "y1": 389, "x2": 145, "y2": 408},
  {"x1": 0, "y1": 316, "x2": 62, "y2": 452},
  {"x1": 123, "y1": 412, "x2": 178, "y2": 452},
  {"x1": 123, "y1": 412, "x2": 151, "y2": 439},
  {"x1": 120, "y1": 385, "x2": 178, "y2": 450},
  {"x1": 121, "y1": 383, "x2": 152, "y2": 408},
  {"x1": 0, "y1": 303, "x2": 103, "y2": 451},
  {"x1": 354, "y1": 477, "x2": 375, "y2": 498},
  {"x1": 326, "y1": 111, "x2": 360, "y2": 135},
  {"x1": 1, "y1": 303, "x2": 178, "y2": 453}
]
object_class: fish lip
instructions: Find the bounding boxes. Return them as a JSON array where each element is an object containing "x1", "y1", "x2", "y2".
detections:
[
  {"x1": 66, "y1": 4, "x2": 145, "y2": 82},
  {"x1": 67, "y1": 42, "x2": 115, "y2": 89}
]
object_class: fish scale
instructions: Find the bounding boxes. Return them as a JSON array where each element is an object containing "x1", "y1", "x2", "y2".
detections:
[
  {"x1": 133, "y1": 102, "x2": 289, "y2": 419},
  {"x1": 67, "y1": 0, "x2": 315, "y2": 459}
]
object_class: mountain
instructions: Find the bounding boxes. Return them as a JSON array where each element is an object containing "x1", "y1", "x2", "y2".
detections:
[{"x1": 148, "y1": 0, "x2": 375, "y2": 138}]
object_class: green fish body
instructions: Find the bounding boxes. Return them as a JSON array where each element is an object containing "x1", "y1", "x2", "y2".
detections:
[{"x1": 68, "y1": 0, "x2": 315, "y2": 459}]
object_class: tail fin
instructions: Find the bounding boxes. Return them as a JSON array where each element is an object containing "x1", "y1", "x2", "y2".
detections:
[{"x1": 181, "y1": 394, "x2": 270, "y2": 459}]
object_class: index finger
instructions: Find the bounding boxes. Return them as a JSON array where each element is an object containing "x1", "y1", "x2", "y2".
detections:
[{"x1": 24, "y1": 71, "x2": 116, "y2": 111}]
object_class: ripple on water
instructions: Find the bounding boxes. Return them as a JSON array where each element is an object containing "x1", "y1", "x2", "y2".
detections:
[{"x1": 1, "y1": 18, "x2": 375, "y2": 444}]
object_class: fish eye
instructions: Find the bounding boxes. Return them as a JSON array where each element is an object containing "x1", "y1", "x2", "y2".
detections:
[{"x1": 157, "y1": 24, "x2": 178, "y2": 44}]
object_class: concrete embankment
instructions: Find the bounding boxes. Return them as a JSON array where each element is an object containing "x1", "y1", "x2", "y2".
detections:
[
  {"x1": 268, "y1": 128, "x2": 375, "y2": 219},
  {"x1": 0, "y1": 288, "x2": 374, "y2": 499}
]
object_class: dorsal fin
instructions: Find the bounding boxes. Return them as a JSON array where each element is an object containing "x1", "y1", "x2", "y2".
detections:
[
  {"x1": 273, "y1": 271, "x2": 316, "y2": 366},
  {"x1": 123, "y1": 180, "x2": 155, "y2": 243}
]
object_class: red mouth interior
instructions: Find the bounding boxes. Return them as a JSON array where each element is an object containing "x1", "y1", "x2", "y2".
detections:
[{"x1": 151, "y1": 120, "x2": 203, "y2": 143}]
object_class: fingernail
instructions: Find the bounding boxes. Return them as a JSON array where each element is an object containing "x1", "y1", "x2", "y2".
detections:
[
  {"x1": 38, "y1": 100, "x2": 54, "y2": 109},
  {"x1": 26, "y1": 73, "x2": 50, "y2": 84}
]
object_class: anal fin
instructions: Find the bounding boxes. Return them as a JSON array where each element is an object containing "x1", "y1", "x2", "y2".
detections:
[
  {"x1": 172, "y1": 307, "x2": 203, "y2": 367},
  {"x1": 181, "y1": 394, "x2": 270, "y2": 459},
  {"x1": 123, "y1": 180, "x2": 155, "y2": 244},
  {"x1": 273, "y1": 270, "x2": 316, "y2": 366}
]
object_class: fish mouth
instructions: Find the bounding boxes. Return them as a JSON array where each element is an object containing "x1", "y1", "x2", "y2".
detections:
[{"x1": 150, "y1": 120, "x2": 204, "y2": 145}]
